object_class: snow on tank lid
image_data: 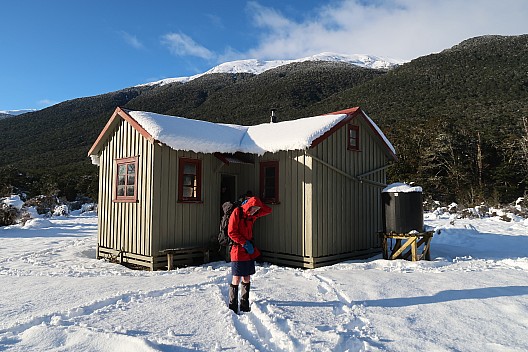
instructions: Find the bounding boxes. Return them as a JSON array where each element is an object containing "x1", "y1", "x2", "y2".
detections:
[{"x1": 382, "y1": 182, "x2": 422, "y2": 193}]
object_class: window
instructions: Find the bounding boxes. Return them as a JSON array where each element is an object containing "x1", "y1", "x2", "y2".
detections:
[
  {"x1": 178, "y1": 158, "x2": 202, "y2": 202},
  {"x1": 260, "y1": 161, "x2": 279, "y2": 203},
  {"x1": 114, "y1": 157, "x2": 138, "y2": 202},
  {"x1": 348, "y1": 124, "x2": 360, "y2": 151}
]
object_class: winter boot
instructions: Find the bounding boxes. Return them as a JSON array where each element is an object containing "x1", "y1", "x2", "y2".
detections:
[
  {"x1": 228, "y1": 284, "x2": 238, "y2": 313},
  {"x1": 240, "y1": 282, "x2": 251, "y2": 312}
]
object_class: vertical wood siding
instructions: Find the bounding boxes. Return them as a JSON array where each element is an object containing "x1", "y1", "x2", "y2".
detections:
[
  {"x1": 254, "y1": 150, "x2": 309, "y2": 257},
  {"x1": 97, "y1": 119, "x2": 154, "y2": 256},
  {"x1": 310, "y1": 118, "x2": 387, "y2": 258},
  {"x1": 96, "y1": 113, "x2": 390, "y2": 267},
  {"x1": 150, "y1": 149, "x2": 236, "y2": 255}
]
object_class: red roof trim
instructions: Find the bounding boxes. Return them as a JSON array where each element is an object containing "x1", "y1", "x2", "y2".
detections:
[
  {"x1": 310, "y1": 107, "x2": 397, "y2": 161},
  {"x1": 310, "y1": 107, "x2": 360, "y2": 149},
  {"x1": 213, "y1": 152, "x2": 230, "y2": 165},
  {"x1": 87, "y1": 107, "x2": 155, "y2": 156}
]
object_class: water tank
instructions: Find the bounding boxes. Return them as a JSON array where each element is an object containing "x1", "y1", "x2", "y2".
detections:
[{"x1": 382, "y1": 183, "x2": 424, "y2": 233}]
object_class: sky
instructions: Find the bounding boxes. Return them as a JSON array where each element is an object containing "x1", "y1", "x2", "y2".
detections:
[{"x1": 1, "y1": 0, "x2": 527, "y2": 112}]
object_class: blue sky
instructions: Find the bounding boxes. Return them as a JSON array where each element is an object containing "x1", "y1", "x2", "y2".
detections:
[{"x1": 1, "y1": 0, "x2": 527, "y2": 111}]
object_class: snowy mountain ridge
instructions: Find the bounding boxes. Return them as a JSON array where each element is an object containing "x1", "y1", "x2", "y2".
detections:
[
  {"x1": 141, "y1": 52, "x2": 404, "y2": 87},
  {"x1": 0, "y1": 109, "x2": 36, "y2": 116},
  {"x1": 0, "y1": 109, "x2": 37, "y2": 120}
]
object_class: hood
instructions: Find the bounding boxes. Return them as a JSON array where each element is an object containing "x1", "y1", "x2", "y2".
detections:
[
  {"x1": 222, "y1": 201, "x2": 235, "y2": 214},
  {"x1": 241, "y1": 196, "x2": 265, "y2": 215}
]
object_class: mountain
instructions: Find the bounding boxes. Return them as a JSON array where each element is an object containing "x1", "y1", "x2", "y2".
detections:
[
  {"x1": 139, "y1": 52, "x2": 403, "y2": 86},
  {"x1": 0, "y1": 109, "x2": 37, "y2": 120},
  {"x1": 0, "y1": 35, "x2": 526, "y2": 204}
]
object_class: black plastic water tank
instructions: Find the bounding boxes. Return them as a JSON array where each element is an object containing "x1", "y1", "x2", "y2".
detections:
[{"x1": 382, "y1": 184, "x2": 424, "y2": 233}]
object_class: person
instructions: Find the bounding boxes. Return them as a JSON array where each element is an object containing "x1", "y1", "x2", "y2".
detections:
[
  {"x1": 227, "y1": 196, "x2": 271, "y2": 313},
  {"x1": 239, "y1": 190, "x2": 253, "y2": 205}
]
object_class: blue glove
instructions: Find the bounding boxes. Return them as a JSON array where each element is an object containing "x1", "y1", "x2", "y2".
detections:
[{"x1": 243, "y1": 241, "x2": 254, "y2": 255}]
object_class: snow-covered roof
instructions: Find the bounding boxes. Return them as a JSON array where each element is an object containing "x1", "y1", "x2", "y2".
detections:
[
  {"x1": 129, "y1": 110, "x2": 352, "y2": 155},
  {"x1": 88, "y1": 107, "x2": 396, "y2": 159}
]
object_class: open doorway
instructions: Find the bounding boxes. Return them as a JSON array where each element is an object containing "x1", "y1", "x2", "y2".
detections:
[{"x1": 220, "y1": 174, "x2": 237, "y2": 205}]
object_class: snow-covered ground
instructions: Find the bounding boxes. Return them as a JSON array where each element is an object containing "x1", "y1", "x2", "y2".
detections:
[{"x1": 1, "y1": 209, "x2": 527, "y2": 351}]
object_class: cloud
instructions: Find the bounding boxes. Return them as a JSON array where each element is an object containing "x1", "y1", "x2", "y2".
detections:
[
  {"x1": 37, "y1": 99, "x2": 57, "y2": 108},
  {"x1": 161, "y1": 32, "x2": 214, "y2": 60},
  {"x1": 245, "y1": 0, "x2": 528, "y2": 61},
  {"x1": 119, "y1": 31, "x2": 144, "y2": 50}
]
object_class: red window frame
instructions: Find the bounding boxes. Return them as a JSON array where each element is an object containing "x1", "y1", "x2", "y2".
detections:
[
  {"x1": 178, "y1": 158, "x2": 202, "y2": 202},
  {"x1": 348, "y1": 124, "x2": 360, "y2": 151},
  {"x1": 114, "y1": 156, "x2": 138, "y2": 202},
  {"x1": 259, "y1": 161, "x2": 279, "y2": 204}
]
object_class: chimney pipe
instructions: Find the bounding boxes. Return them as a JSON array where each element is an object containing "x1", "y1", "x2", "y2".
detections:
[{"x1": 270, "y1": 109, "x2": 277, "y2": 123}]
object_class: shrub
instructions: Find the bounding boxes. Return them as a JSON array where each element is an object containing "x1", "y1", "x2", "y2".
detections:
[{"x1": 0, "y1": 204, "x2": 20, "y2": 226}]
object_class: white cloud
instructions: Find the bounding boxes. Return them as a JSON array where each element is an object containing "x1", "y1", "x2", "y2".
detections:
[
  {"x1": 245, "y1": 0, "x2": 528, "y2": 61},
  {"x1": 37, "y1": 99, "x2": 57, "y2": 108},
  {"x1": 120, "y1": 31, "x2": 144, "y2": 50},
  {"x1": 161, "y1": 32, "x2": 214, "y2": 60}
]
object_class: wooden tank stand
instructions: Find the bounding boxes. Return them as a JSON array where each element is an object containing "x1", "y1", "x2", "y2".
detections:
[{"x1": 378, "y1": 231, "x2": 434, "y2": 261}]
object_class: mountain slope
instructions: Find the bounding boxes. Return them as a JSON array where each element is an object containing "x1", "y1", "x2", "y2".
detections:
[
  {"x1": 0, "y1": 35, "x2": 527, "y2": 204},
  {"x1": 140, "y1": 52, "x2": 402, "y2": 86},
  {"x1": 314, "y1": 35, "x2": 528, "y2": 202}
]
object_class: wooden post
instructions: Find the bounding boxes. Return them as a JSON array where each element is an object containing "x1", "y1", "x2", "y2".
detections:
[
  {"x1": 167, "y1": 253, "x2": 174, "y2": 270},
  {"x1": 411, "y1": 238, "x2": 417, "y2": 261}
]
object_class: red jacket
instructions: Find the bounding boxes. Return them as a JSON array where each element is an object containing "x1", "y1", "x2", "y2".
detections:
[{"x1": 228, "y1": 197, "x2": 272, "y2": 262}]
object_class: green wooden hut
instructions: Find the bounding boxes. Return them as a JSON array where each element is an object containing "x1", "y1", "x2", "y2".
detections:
[{"x1": 88, "y1": 106, "x2": 397, "y2": 269}]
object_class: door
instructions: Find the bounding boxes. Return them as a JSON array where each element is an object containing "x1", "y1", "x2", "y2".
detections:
[{"x1": 220, "y1": 174, "x2": 237, "y2": 204}]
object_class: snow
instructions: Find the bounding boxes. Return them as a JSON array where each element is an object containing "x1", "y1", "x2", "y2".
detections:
[
  {"x1": 382, "y1": 182, "x2": 423, "y2": 193},
  {"x1": 128, "y1": 110, "x2": 350, "y2": 155},
  {"x1": 1, "y1": 209, "x2": 527, "y2": 351},
  {"x1": 139, "y1": 52, "x2": 404, "y2": 87},
  {"x1": 1, "y1": 195, "x2": 25, "y2": 210},
  {"x1": 0, "y1": 109, "x2": 36, "y2": 116}
]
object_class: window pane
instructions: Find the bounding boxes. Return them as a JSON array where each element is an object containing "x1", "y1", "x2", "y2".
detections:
[
  {"x1": 126, "y1": 186, "x2": 135, "y2": 196},
  {"x1": 183, "y1": 186, "x2": 195, "y2": 198},
  {"x1": 265, "y1": 167, "x2": 275, "y2": 178},
  {"x1": 264, "y1": 186, "x2": 275, "y2": 198},
  {"x1": 127, "y1": 174, "x2": 135, "y2": 185},
  {"x1": 118, "y1": 175, "x2": 126, "y2": 186},
  {"x1": 118, "y1": 164, "x2": 126, "y2": 175},
  {"x1": 127, "y1": 163, "x2": 135, "y2": 174},
  {"x1": 183, "y1": 163, "x2": 196, "y2": 175},
  {"x1": 264, "y1": 166, "x2": 276, "y2": 199},
  {"x1": 117, "y1": 186, "x2": 125, "y2": 196},
  {"x1": 183, "y1": 175, "x2": 195, "y2": 186}
]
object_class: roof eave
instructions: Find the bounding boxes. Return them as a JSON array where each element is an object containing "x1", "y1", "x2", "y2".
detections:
[
  {"x1": 309, "y1": 107, "x2": 397, "y2": 161},
  {"x1": 87, "y1": 107, "x2": 155, "y2": 156}
]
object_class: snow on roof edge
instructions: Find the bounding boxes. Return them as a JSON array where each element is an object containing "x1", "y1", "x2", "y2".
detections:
[
  {"x1": 362, "y1": 111, "x2": 396, "y2": 156},
  {"x1": 127, "y1": 110, "x2": 350, "y2": 156}
]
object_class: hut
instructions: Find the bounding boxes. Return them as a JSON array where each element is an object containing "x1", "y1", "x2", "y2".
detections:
[{"x1": 88, "y1": 106, "x2": 397, "y2": 269}]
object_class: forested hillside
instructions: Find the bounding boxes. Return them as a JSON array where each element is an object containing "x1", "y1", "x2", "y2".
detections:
[
  {"x1": 314, "y1": 35, "x2": 528, "y2": 203},
  {"x1": 1, "y1": 35, "x2": 526, "y2": 205}
]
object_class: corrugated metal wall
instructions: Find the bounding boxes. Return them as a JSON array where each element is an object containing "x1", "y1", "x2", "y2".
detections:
[
  {"x1": 150, "y1": 149, "x2": 212, "y2": 254},
  {"x1": 148, "y1": 149, "x2": 262, "y2": 255},
  {"x1": 97, "y1": 119, "x2": 154, "y2": 256},
  {"x1": 310, "y1": 118, "x2": 387, "y2": 258},
  {"x1": 96, "y1": 114, "x2": 389, "y2": 267},
  {"x1": 253, "y1": 150, "x2": 309, "y2": 257}
]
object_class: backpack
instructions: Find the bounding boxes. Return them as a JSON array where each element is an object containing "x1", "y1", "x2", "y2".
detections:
[{"x1": 218, "y1": 201, "x2": 242, "y2": 247}]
